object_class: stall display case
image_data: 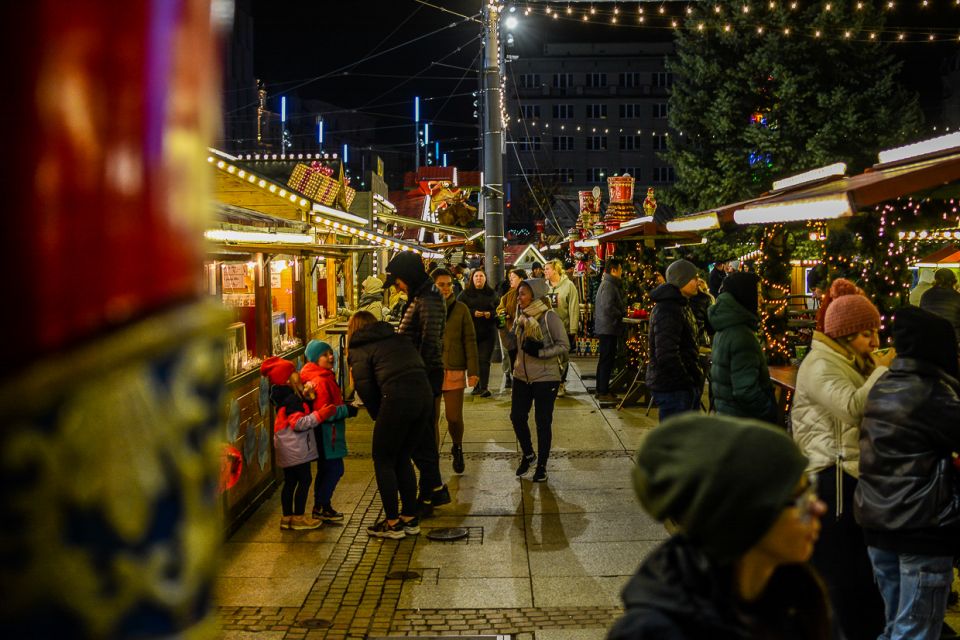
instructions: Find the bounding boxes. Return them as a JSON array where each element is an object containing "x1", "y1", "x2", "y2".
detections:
[{"x1": 224, "y1": 321, "x2": 248, "y2": 378}]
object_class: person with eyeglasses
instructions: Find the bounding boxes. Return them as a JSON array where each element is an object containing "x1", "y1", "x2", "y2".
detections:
[
  {"x1": 609, "y1": 414, "x2": 831, "y2": 640},
  {"x1": 791, "y1": 279, "x2": 891, "y2": 640}
]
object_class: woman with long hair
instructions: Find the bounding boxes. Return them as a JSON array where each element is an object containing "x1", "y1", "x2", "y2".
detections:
[
  {"x1": 510, "y1": 278, "x2": 569, "y2": 483},
  {"x1": 347, "y1": 311, "x2": 432, "y2": 539},
  {"x1": 431, "y1": 268, "x2": 479, "y2": 474},
  {"x1": 458, "y1": 269, "x2": 500, "y2": 397},
  {"x1": 791, "y1": 279, "x2": 894, "y2": 640},
  {"x1": 496, "y1": 268, "x2": 527, "y2": 390}
]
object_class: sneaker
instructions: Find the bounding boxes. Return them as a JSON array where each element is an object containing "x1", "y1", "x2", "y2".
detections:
[
  {"x1": 289, "y1": 514, "x2": 323, "y2": 530},
  {"x1": 417, "y1": 498, "x2": 434, "y2": 518},
  {"x1": 367, "y1": 519, "x2": 405, "y2": 539},
  {"x1": 452, "y1": 445, "x2": 465, "y2": 474},
  {"x1": 516, "y1": 453, "x2": 536, "y2": 477},
  {"x1": 317, "y1": 505, "x2": 344, "y2": 522},
  {"x1": 280, "y1": 515, "x2": 293, "y2": 530},
  {"x1": 471, "y1": 386, "x2": 482, "y2": 396},
  {"x1": 557, "y1": 383, "x2": 566, "y2": 397},
  {"x1": 479, "y1": 389, "x2": 492, "y2": 398},
  {"x1": 400, "y1": 516, "x2": 421, "y2": 535},
  {"x1": 431, "y1": 484, "x2": 452, "y2": 507},
  {"x1": 532, "y1": 465, "x2": 548, "y2": 483}
]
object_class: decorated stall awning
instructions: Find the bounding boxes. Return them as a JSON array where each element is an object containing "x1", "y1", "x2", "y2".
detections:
[
  {"x1": 914, "y1": 244, "x2": 960, "y2": 268},
  {"x1": 591, "y1": 216, "x2": 702, "y2": 245}
]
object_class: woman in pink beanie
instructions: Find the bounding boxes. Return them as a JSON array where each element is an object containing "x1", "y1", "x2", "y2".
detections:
[{"x1": 791, "y1": 279, "x2": 895, "y2": 640}]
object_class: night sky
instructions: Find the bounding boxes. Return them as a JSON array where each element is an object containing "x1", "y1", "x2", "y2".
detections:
[{"x1": 250, "y1": 0, "x2": 958, "y2": 171}]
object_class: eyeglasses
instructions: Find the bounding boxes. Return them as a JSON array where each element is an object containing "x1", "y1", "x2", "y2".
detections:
[{"x1": 787, "y1": 473, "x2": 819, "y2": 524}]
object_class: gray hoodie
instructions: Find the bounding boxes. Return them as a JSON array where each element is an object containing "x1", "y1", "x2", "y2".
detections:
[{"x1": 513, "y1": 278, "x2": 570, "y2": 383}]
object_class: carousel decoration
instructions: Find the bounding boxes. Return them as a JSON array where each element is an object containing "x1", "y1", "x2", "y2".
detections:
[
  {"x1": 604, "y1": 173, "x2": 636, "y2": 229},
  {"x1": 642, "y1": 187, "x2": 658, "y2": 218}
]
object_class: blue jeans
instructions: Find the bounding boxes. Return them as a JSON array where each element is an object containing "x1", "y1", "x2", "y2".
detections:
[
  {"x1": 867, "y1": 546, "x2": 954, "y2": 640},
  {"x1": 652, "y1": 388, "x2": 699, "y2": 422}
]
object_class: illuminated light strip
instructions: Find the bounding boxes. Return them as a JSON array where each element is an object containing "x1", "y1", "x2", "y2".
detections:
[
  {"x1": 313, "y1": 216, "x2": 423, "y2": 254},
  {"x1": 618, "y1": 215, "x2": 655, "y2": 229},
  {"x1": 574, "y1": 239, "x2": 600, "y2": 247},
  {"x1": 898, "y1": 230, "x2": 960, "y2": 240},
  {"x1": 772, "y1": 162, "x2": 847, "y2": 191},
  {"x1": 312, "y1": 202, "x2": 368, "y2": 225},
  {"x1": 665, "y1": 212, "x2": 720, "y2": 232},
  {"x1": 877, "y1": 131, "x2": 960, "y2": 165},
  {"x1": 204, "y1": 229, "x2": 315, "y2": 244},
  {"x1": 915, "y1": 262, "x2": 960, "y2": 268},
  {"x1": 467, "y1": 230, "x2": 485, "y2": 241},
  {"x1": 733, "y1": 196, "x2": 854, "y2": 225}
]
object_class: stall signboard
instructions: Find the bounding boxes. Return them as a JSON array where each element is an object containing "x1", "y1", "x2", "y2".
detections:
[
  {"x1": 271, "y1": 270, "x2": 282, "y2": 289},
  {"x1": 223, "y1": 264, "x2": 246, "y2": 289}
]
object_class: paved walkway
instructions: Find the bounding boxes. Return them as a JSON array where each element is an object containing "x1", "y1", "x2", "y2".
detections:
[{"x1": 215, "y1": 359, "x2": 960, "y2": 639}]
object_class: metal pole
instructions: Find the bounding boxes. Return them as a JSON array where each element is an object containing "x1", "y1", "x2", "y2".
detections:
[{"x1": 482, "y1": 1, "x2": 505, "y2": 288}]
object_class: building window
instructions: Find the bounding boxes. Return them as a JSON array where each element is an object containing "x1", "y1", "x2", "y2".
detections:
[
  {"x1": 518, "y1": 137, "x2": 541, "y2": 151},
  {"x1": 618, "y1": 167, "x2": 641, "y2": 178},
  {"x1": 553, "y1": 73, "x2": 573, "y2": 88},
  {"x1": 588, "y1": 167, "x2": 607, "y2": 183},
  {"x1": 519, "y1": 74, "x2": 541, "y2": 88},
  {"x1": 618, "y1": 72, "x2": 641, "y2": 87},
  {"x1": 552, "y1": 104, "x2": 574, "y2": 119},
  {"x1": 553, "y1": 136, "x2": 574, "y2": 151},
  {"x1": 619, "y1": 135, "x2": 641, "y2": 151},
  {"x1": 653, "y1": 167, "x2": 676, "y2": 183},
  {"x1": 653, "y1": 134, "x2": 668, "y2": 151},
  {"x1": 586, "y1": 72, "x2": 607, "y2": 88},
  {"x1": 556, "y1": 168, "x2": 575, "y2": 183},
  {"x1": 653, "y1": 103, "x2": 668, "y2": 119},
  {"x1": 587, "y1": 104, "x2": 608, "y2": 119},
  {"x1": 619, "y1": 104, "x2": 642, "y2": 119},
  {"x1": 520, "y1": 104, "x2": 541, "y2": 119},
  {"x1": 653, "y1": 72, "x2": 674, "y2": 88},
  {"x1": 587, "y1": 136, "x2": 608, "y2": 151}
]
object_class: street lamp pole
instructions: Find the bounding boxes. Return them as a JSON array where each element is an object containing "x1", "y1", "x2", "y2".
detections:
[{"x1": 482, "y1": 1, "x2": 505, "y2": 288}]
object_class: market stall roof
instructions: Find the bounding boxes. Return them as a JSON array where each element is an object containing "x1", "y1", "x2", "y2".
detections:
[
  {"x1": 591, "y1": 216, "x2": 702, "y2": 245},
  {"x1": 504, "y1": 244, "x2": 549, "y2": 267},
  {"x1": 915, "y1": 244, "x2": 960, "y2": 267}
]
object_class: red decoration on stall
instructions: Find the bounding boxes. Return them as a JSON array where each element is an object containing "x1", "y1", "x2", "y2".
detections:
[{"x1": 219, "y1": 444, "x2": 244, "y2": 493}]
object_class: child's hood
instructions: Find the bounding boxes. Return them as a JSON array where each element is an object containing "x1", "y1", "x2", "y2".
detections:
[{"x1": 300, "y1": 362, "x2": 335, "y2": 385}]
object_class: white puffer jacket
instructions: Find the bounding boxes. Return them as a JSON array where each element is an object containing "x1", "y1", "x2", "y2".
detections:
[{"x1": 791, "y1": 332, "x2": 887, "y2": 484}]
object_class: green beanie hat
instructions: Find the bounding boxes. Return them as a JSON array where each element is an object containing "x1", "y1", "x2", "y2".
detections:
[
  {"x1": 304, "y1": 340, "x2": 333, "y2": 364},
  {"x1": 632, "y1": 414, "x2": 808, "y2": 563}
]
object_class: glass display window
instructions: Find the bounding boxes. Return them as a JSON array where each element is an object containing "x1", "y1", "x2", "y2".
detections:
[
  {"x1": 214, "y1": 259, "x2": 259, "y2": 376},
  {"x1": 270, "y1": 254, "x2": 301, "y2": 354}
]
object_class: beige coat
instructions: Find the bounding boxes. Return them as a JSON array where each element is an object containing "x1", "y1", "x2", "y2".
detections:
[
  {"x1": 547, "y1": 274, "x2": 580, "y2": 334},
  {"x1": 791, "y1": 332, "x2": 887, "y2": 481}
]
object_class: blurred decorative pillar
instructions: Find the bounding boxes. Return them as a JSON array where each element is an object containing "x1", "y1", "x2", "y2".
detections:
[{"x1": 1, "y1": 0, "x2": 226, "y2": 637}]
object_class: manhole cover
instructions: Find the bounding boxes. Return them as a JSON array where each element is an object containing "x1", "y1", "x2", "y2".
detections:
[
  {"x1": 299, "y1": 618, "x2": 332, "y2": 629},
  {"x1": 386, "y1": 570, "x2": 421, "y2": 580},
  {"x1": 426, "y1": 527, "x2": 469, "y2": 541}
]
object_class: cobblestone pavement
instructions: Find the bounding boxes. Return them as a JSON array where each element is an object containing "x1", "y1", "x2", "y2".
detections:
[{"x1": 216, "y1": 359, "x2": 960, "y2": 639}]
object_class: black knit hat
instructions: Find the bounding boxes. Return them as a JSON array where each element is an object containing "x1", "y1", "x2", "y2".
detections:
[
  {"x1": 893, "y1": 306, "x2": 959, "y2": 378},
  {"x1": 632, "y1": 414, "x2": 808, "y2": 563},
  {"x1": 384, "y1": 251, "x2": 428, "y2": 290},
  {"x1": 720, "y1": 271, "x2": 760, "y2": 315}
]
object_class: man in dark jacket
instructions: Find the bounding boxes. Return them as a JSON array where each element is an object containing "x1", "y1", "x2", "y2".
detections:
[
  {"x1": 707, "y1": 272, "x2": 777, "y2": 423},
  {"x1": 707, "y1": 261, "x2": 726, "y2": 298},
  {"x1": 646, "y1": 259, "x2": 703, "y2": 421},
  {"x1": 919, "y1": 267, "x2": 960, "y2": 345},
  {"x1": 855, "y1": 306, "x2": 960, "y2": 640},
  {"x1": 384, "y1": 251, "x2": 450, "y2": 513},
  {"x1": 594, "y1": 257, "x2": 626, "y2": 401}
]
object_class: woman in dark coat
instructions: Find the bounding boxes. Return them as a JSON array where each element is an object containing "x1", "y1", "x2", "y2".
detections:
[
  {"x1": 347, "y1": 311, "x2": 433, "y2": 539},
  {"x1": 458, "y1": 269, "x2": 500, "y2": 397}
]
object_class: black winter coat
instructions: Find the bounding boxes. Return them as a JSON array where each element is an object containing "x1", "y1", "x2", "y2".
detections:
[
  {"x1": 347, "y1": 321, "x2": 430, "y2": 420},
  {"x1": 708, "y1": 266, "x2": 726, "y2": 299},
  {"x1": 919, "y1": 286, "x2": 960, "y2": 344},
  {"x1": 855, "y1": 357, "x2": 960, "y2": 555},
  {"x1": 608, "y1": 536, "x2": 831, "y2": 640},
  {"x1": 594, "y1": 272, "x2": 625, "y2": 336},
  {"x1": 646, "y1": 284, "x2": 702, "y2": 392},
  {"x1": 397, "y1": 278, "x2": 446, "y2": 373},
  {"x1": 458, "y1": 286, "x2": 499, "y2": 339}
]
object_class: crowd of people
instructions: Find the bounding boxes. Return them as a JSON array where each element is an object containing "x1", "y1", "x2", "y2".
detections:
[{"x1": 261, "y1": 248, "x2": 959, "y2": 637}]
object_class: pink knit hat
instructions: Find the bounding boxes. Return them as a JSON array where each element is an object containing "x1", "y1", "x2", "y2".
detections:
[{"x1": 822, "y1": 279, "x2": 880, "y2": 338}]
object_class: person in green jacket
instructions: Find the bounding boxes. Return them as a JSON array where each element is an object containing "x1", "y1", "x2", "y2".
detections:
[{"x1": 707, "y1": 272, "x2": 778, "y2": 424}]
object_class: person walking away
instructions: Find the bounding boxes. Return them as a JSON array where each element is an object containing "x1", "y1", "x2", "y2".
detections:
[
  {"x1": 707, "y1": 260, "x2": 727, "y2": 299},
  {"x1": 688, "y1": 276, "x2": 715, "y2": 347},
  {"x1": 919, "y1": 267, "x2": 960, "y2": 344},
  {"x1": 543, "y1": 259, "x2": 579, "y2": 397},
  {"x1": 609, "y1": 414, "x2": 832, "y2": 640},
  {"x1": 708, "y1": 272, "x2": 777, "y2": 423},
  {"x1": 383, "y1": 252, "x2": 450, "y2": 515},
  {"x1": 496, "y1": 268, "x2": 527, "y2": 391},
  {"x1": 790, "y1": 278, "x2": 892, "y2": 640},
  {"x1": 357, "y1": 275, "x2": 386, "y2": 320},
  {"x1": 909, "y1": 269, "x2": 935, "y2": 305},
  {"x1": 300, "y1": 340, "x2": 357, "y2": 523},
  {"x1": 431, "y1": 268, "x2": 479, "y2": 474},
  {"x1": 347, "y1": 311, "x2": 430, "y2": 539},
  {"x1": 458, "y1": 269, "x2": 499, "y2": 397},
  {"x1": 855, "y1": 306, "x2": 960, "y2": 640},
  {"x1": 593, "y1": 257, "x2": 626, "y2": 401},
  {"x1": 646, "y1": 259, "x2": 703, "y2": 421},
  {"x1": 510, "y1": 278, "x2": 570, "y2": 483},
  {"x1": 261, "y1": 357, "x2": 335, "y2": 531}
]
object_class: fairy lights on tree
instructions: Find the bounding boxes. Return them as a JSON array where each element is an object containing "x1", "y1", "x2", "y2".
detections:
[{"x1": 756, "y1": 223, "x2": 793, "y2": 364}]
